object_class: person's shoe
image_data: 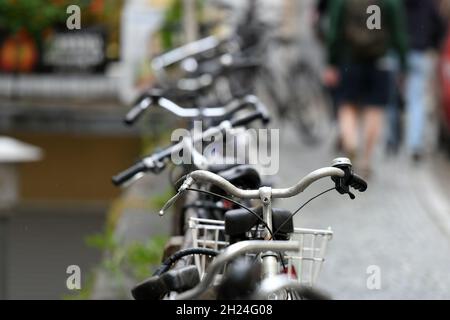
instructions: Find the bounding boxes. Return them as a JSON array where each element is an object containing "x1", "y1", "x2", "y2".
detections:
[
  {"x1": 385, "y1": 141, "x2": 400, "y2": 156},
  {"x1": 412, "y1": 152, "x2": 423, "y2": 164}
]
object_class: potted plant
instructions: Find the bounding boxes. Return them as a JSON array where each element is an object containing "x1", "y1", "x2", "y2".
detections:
[{"x1": 0, "y1": 0, "x2": 76, "y2": 73}]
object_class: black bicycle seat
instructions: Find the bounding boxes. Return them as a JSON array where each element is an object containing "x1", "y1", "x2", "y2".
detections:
[
  {"x1": 225, "y1": 207, "x2": 294, "y2": 240},
  {"x1": 208, "y1": 163, "x2": 240, "y2": 174},
  {"x1": 213, "y1": 164, "x2": 262, "y2": 191}
]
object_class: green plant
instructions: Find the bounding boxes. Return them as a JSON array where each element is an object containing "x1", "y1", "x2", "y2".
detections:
[
  {"x1": 72, "y1": 186, "x2": 173, "y2": 299},
  {"x1": 0, "y1": 0, "x2": 83, "y2": 37},
  {"x1": 63, "y1": 273, "x2": 96, "y2": 300},
  {"x1": 159, "y1": 0, "x2": 206, "y2": 50},
  {"x1": 86, "y1": 230, "x2": 167, "y2": 278},
  {"x1": 149, "y1": 187, "x2": 176, "y2": 210},
  {"x1": 126, "y1": 237, "x2": 168, "y2": 280},
  {"x1": 66, "y1": 229, "x2": 167, "y2": 300}
]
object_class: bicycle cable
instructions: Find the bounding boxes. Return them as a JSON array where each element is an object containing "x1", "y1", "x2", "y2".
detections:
[
  {"x1": 153, "y1": 248, "x2": 219, "y2": 276},
  {"x1": 185, "y1": 187, "x2": 274, "y2": 237},
  {"x1": 181, "y1": 187, "x2": 335, "y2": 285},
  {"x1": 270, "y1": 187, "x2": 336, "y2": 240}
]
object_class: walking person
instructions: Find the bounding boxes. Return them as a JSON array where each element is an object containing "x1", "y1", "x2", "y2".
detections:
[
  {"x1": 385, "y1": 54, "x2": 403, "y2": 155},
  {"x1": 323, "y1": 0, "x2": 408, "y2": 178},
  {"x1": 404, "y1": 0, "x2": 445, "y2": 162}
]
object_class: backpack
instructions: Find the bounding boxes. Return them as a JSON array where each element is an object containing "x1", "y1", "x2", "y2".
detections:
[{"x1": 343, "y1": 0, "x2": 390, "y2": 60}]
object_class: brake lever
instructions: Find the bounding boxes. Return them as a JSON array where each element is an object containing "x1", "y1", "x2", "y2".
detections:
[
  {"x1": 159, "y1": 192, "x2": 184, "y2": 216},
  {"x1": 159, "y1": 177, "x2": 194, "y2": 216},
  {"x1": 331, "y1": 158, "x2": 356, "y2": 200},
  {"x1": 333, "y1": 176, "x2": 356, "y2": 200},
  {"x1": 347, "y1": 191, "x2": 356, "y2": 200}
]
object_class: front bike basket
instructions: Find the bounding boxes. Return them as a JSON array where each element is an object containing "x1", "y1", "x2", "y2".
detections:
[
  {"x1": 189, "y1": 217, "x2": 333, "y2": 285},
  {"x1": 285, "y1": 227, "x2": 333, "y2": 287},
  {"x1": 189, "y1": 217, "x2": 228, "y2": 278}
]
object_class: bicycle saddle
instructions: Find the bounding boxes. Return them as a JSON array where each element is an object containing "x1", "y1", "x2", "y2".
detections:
[
  {"x1": 212, "y1": 164, "x2": 262, "y2": 191},
  {"x1": 224, "y1": 207, "x2": 294, "y2": 241},
  {"x1": 208, "y1": 163, "x2": 240, "y2": 174}
]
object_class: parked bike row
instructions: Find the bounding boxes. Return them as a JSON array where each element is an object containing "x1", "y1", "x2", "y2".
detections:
[{"x1": 112, "y1": 14, "x2": 368, "y2": 300}]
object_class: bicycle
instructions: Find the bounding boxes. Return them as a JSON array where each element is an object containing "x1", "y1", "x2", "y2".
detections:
[{"x1": 131, "y1": 157, "x2": 367, "y2": 300}]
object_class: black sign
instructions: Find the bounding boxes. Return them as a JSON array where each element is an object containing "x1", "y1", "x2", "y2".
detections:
[{"x1": 43, "y1": 27, "x2": 107, "y2": 73}]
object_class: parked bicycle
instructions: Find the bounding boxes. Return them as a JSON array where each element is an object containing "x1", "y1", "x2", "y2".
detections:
[{"x1": 130, "y1": 157, "x2": 367, "y2": 300}]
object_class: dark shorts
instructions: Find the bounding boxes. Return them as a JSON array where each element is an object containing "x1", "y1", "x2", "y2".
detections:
[{"x1": 337, "y1": 62, "x2": 391, "y2": 108}]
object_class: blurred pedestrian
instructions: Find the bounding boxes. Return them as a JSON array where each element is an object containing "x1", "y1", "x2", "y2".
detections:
[
  {"x1": 404, "y1": 0, "x2": 445, "y2": 162},
  {"x1": 385, "y1": 53, "x2": 403, "y2": 155},
  {"x1": 324, "y1": 0, "x2": 408, "y2": 177},
  {"x1": 314, "y1": 0, "x2": 331, "y2": 41}
]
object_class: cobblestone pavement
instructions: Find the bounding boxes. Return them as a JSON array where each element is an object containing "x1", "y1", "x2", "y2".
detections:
[{"x1": 273, "y1": 121, "x2": 450, "y2": 299}]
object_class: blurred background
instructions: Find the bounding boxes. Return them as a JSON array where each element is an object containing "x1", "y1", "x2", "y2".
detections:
[{"x1": 0, "y1": 0, "x2": 449, "y2": 299}]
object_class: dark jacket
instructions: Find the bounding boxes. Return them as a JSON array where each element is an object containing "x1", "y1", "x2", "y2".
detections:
[
  {"x1": 327, "y1": 0, "x2": 408, "y2": 71},
  {"x1": 404, "y1": 0, "x2": 445, "y2": 51}
]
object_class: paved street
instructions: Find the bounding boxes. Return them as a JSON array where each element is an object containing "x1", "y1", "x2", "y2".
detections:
[{"x1": 274, "y1": 120, "x2": 450, "y2": 299}]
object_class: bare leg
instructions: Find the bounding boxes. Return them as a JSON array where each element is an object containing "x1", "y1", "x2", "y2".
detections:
[
  {"x1": 362, "y1": 106, "x2": 384, "y2": 172},
  {"x1": 338, "y1": 103, "x2": 359, "y2": 160}
]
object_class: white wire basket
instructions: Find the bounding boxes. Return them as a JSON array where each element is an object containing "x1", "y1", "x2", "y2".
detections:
[
  {"x1": 285, "y1": 227, "x2": 333, "y2": 287},
  {"x1": 189, "y1": 217, "x2": 229, "y2": 278},
  {"x1": 188, "y1": 217, "x2": 333, "y2": 286}
]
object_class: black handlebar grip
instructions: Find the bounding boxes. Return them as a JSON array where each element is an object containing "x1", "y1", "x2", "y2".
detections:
[
  {"x1": 124, "y1": 97, "x2": 153, "y2": 126},
  {"x1": 131, "y1": 276, "x2": 167, "y2": 300},
  {"x1": 112, "y1": 161, "x2": 147, "y2": 186},
  {"x1": 230, "y1": 111, "x2": 264, "y2": 128},
  {"x1": 349, "y1": 174, "x2": 368, "y2": 192}
]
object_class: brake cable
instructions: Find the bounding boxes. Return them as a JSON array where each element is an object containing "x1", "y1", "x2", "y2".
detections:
[
  {"x1": 270, "y1": 187, "x2": 336, "y2": 240},
  {"x1": 184, "y1": 186, "x2": 338, "y2": 240},
  {"x1": 183, "y1": 186, "x2": 336, "y2": 276},
  {"x1": 153, "y1": 248, "x2": 219, "y2": 276},
  {"x1": 185, "y1": 187, "x2": 274, "y2": 237}
]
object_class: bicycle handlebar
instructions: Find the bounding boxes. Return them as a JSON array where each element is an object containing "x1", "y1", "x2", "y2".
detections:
[
  {"x1": 156, "y1": 158, "x2": 368, "y2": 215},
  {"x1": 181, "y1": 158, "x2": 366, "y2": 199},
  {"x1": 158, "y1": 158, "x2": 367, "y2": 216},
  {"x1": 112, "y1": 157, "x2": 166, "y2": 187},
  {"x1": 113, "y1": 108, "x2": 268, "y2": 187},
  {"x1": 125, "y1": 93, "x2": 269, "y2": 126},
  {"x1": 111, "y1": 161, "x2": 147, "y2": 187},
  {"x1": 180, "y1": 167, "x2": 345, "y2": 200},
  {"x1": 124, "y1": 96, "x2": 154, "y2": 125},
  {"x1": 151, "y1": 36, "x2": 222, "y2": 70}
]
